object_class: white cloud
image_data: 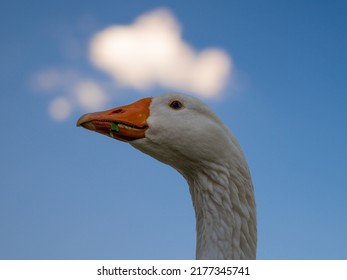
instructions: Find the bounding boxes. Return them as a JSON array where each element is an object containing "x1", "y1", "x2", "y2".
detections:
[
  {"x1": 49, "y1": 97, "x2": 72, "y2": 121},
  {"x1": 33, "y1": 8, "x2": 233, "y2": 121},
  {"x1": 73, "y1": 80, "x2": 108, "y2": 111},
  {"x1": 31, "y1": 68, "x2": 79, "y2": 92},
  {"x1": 32, "y1": 68, "x2": 108, "y2": 120},
  {"x1": 89, "y1": 8, "x2": 231, "y2": 98}
]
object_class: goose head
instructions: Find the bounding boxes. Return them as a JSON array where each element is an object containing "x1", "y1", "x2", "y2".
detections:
[{"x1": 77, "y1": 93, "x2": 244, "y2": 178}]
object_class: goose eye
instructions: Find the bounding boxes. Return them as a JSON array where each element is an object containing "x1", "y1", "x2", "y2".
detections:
[{"x1": 168, "y1": 100, "x2": 184, "y2": 110}]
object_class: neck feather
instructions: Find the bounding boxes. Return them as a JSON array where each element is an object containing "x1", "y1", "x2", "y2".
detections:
[{"x1": 185, "y1": 160, "x2": 256, "y2": 260}]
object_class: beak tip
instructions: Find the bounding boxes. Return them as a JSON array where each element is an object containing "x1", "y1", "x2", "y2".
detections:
[{"x1": 76, "y1": 114, "x2": 88, "y2": 128}]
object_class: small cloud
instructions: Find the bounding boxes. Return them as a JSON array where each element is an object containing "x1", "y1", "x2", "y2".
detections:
[
  {"x1": 73, "y1": 80, "x2": 108, "y2": 111},
  {"x1": 31, "y1": 68, "x2": 80, "y2": 92},
  {"x1": 32, "y1": 68, "x2": 109, "y2": 121},
  {"x1": 89, "y1": 8, "x2": 231, "y2": 98},
  {"x1": 49, "y1": 97, "x2": 72, "y2": 121}
]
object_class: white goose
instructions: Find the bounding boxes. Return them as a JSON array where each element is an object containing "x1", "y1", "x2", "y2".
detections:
[{"x1": 77, "y1": 93, "x2": 256, "y2": 259}]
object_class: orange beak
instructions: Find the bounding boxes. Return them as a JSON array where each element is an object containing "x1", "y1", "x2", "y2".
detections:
[{"x1": 76, "y1": 97, "x2": 152, "y2": 142}]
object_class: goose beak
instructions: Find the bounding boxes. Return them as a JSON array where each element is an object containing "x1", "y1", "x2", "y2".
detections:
[{"x1": 76, "y1": 97, "x2": 152, "y2": 142}]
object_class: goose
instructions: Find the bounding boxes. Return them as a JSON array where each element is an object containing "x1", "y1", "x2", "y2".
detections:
[{"x1": 77, "y1": 93, "x2": 256, "y2": 259}]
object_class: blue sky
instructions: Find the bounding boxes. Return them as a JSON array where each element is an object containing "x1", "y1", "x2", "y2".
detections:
[{"x1": 1, "y1": 0, "x2": 346, "y2": 259}]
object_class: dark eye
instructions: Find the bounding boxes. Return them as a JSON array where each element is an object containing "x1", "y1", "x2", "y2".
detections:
[{"x1": 168, "y1": 100, "x2": 184, "y2": 110}]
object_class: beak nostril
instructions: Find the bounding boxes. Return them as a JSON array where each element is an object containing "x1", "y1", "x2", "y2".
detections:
[{"x1": 110, "y1": 108, "x2": 125, "y2": 114}]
